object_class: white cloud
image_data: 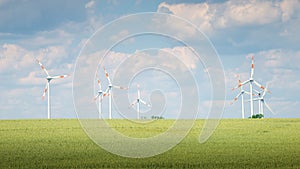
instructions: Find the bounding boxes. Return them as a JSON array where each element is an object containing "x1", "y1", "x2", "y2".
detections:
[
  {"x1": 0, "y1": 43, "x2": 70, "y2": 73},
  {"x1": 110, "y1": 30, "x2": 130, "y2": 42},
  {"x1": 150, "y1": 12, "x2": 198, "y2": 39},
  {"x1": 157, "y1": 0, "x2": 300, "y2": 34},
  {"x1": 0, "y1": 44, "x2": 32, "y2": 72},
  {"x1": 19, "y1": 71, "x2": 44, "y2": 85},
  {"x1": 223, "y1": 1, "x2": 281, "y2": 26},
  {"x1": 160, "y1": 46, "x2": 199, "y2": 70},
  {"x1": 40, "y1": 46, "x2": 68, "y2": 65},
  {"x1": 280, "y1": 0, "x2": 300, "y2": 22},
  {"x1": 158, "y1": 2, "x2": 213, "y2": 33},
  {"x1": 20, "y1": 29, "x2": 74, "y2": 48},
  {"x1": 85, "y1": 0, "x2": 96, "y2": 9},
  {"x1": 258, "y1": 49, "x2": 300, "y2": 69}
]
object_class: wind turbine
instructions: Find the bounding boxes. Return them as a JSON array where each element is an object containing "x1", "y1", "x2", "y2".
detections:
[
  {"x1": 129, "y1": 84, "x2": 151, "y2": 119},
  {"x1": 93, "y1": 77, "x2": 108, "y2": 119},
  {"x1": 231, "y1": 75, "x2": 251, "y2": 119},
  {"x1": 252, "y1": 84, "x2": 274, "y2": 117},
  {"x1": 36, "y1": 59, "x2": 69, "y2": 119},
  {"x1": 103, "y1": 67, "x2": 127, "y2": 119},
  {"x1": 235, "y1": 56, "x2": 269, "y2": 117}
]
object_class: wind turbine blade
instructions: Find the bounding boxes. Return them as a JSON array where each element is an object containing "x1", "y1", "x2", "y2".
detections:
[
  {"x1": 103, "y1": 67, "x2": 112, "y2": 84},
  {"x1": 235, "y1": 92, "x2": 243, "y2": 99},
  {"x1": 251, "y1": 55, "x2": 254, "y2": 78},
  {"x1": 102, "y1": 93, "x2": 109, "y2": 97},
  {"x1": 231, "y1": 75, "x2": 243, "y2": 90},
  {"x1": 51, "y1": 74, "x2": 70, "y2": 79},
  {"x1": 42, "y1": 83, "x2": 48, "y2": 100},
  {"x1": 253, "y1": 89, "x2": 260, "y2": 94},
  {"x1": 113, "y1": 85, "x2": 128, "y2": 90},
  {"x1": 129, "y1": 100, "x2": 137, "y2": 108},
  {"x1": 103, "y1": 88, "x2": 110, "y2": 95},
  {"x1": 97, "y1": 79, "x2": 102, "y2": 90},
  {"x1": 265, "y1": 101, "x2": 276, "y2": 115},
  {"x1": 243, "y1": 91, "x2": 252, "y2": 95},
  {"x1": 140, "y1": 99, "x2": 151, "y2": 107},
  {"x1": 232, "y1": 83, "x2": 243, "y2": 90},
  {"x1": 253, "y1": 80, "x2": 262, "y2": 88},
  {"x1": 137, "y1": 84, "x2": 141, "y2": 100},
  {"x1": 230, "y1": 92, "x2": 242, "y2": 104},
  {"x1": 262, "y1": 83, "x2": 270, "y2": 96},
  {"x1": 93, "y1": 93, "x2": 100, "y2": 101},
  {"x1": 36, "y1": 59, "x2": 50, "y2": 76},
  {"x1": 262, "y1": 89, "x2": 267, "y2": 97},
  {"x1": 253, "y1": 80, "x2": 270, "y2": 93},
  {"x1": 240, "y1": 79, "x2": 250, "y2": 86}
]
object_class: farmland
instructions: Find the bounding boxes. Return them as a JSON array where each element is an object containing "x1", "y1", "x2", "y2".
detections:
[{"x1": 0, "y1": 119, "x2": 300, "y2": 168}]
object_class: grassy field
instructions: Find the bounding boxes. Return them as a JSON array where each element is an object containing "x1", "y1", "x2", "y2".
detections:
[{"x1": 0, "y1": 119, "x2": 300, "y2": 168}]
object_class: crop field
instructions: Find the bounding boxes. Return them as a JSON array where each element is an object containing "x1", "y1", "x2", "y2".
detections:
[{"x1": 0, "y1": 119, "x2": 300, "y2": 168}]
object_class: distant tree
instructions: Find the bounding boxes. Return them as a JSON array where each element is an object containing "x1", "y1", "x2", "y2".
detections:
[
  {"x1": 257, "y1": 114, "x2": 264, "y2": 118},
  {"x1": 140, "y1": 116, "x2": 147, "y2": 120},
  {"x1": 251, "y1": 114, "x2": 264, "y2": 119},
  {"x1": 151, "y1": 116, "x2": 164, "y2": 119}
]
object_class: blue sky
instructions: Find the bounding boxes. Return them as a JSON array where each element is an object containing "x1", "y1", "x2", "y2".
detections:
[{"x1": 0, "y1": 0, "x2": 300, "y2": 119}]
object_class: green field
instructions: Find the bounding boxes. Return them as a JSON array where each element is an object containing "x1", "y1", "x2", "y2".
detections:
[{"x1": 0, "y1": 119, "x2": 300, "y2": 168}]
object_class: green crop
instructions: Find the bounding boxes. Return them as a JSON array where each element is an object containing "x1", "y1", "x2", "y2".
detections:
[{"x1": 0, "y1": 119, "x2": 299, "y2": 168}]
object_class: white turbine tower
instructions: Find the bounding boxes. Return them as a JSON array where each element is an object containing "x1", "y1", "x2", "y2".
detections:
[
  {"x1": 129, "y1": 84, "x2": 151, "y2": 119},
  {"x1": 236, "y1": 56, "x2": 268, "y2": 117},
  {"x1": 36, "y1": 59, "x2": 69, "y2": 119},
  {"x1": 93, "y1": 78, "x2": 108, "y2": 119},
  {"x1": 231, "y1": 75, "x2": 251, "y2": 119},
  {"x1": 252, "y1": 84, "x2": 274, "y2": 117},
  {"x1": 103, "y1": 67, "x2": 127, "y2": 119}
]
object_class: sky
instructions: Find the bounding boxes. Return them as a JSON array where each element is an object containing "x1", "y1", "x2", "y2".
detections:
[{"x1": 0, "y1": 0, "x2": 300, "y2": 119}]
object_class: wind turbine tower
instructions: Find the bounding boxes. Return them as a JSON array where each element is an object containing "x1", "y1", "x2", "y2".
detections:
[
  {"x1": 94, "y1": 78, "x2": 108, "y2": 119},
  {"x1": 129, "y1": 84, "x2": 151, "y2": 119},
  {"x1": 252, "y1": 84, "x2": 273, "y2": 117},
  {"x1": 238, "y1": 56, "x2": 268, "y2": 117},
  {"x1": 231, "y1": 75, "x2": 251, "y2": 119},
  {"x1": 36, "y1": 59, "x2": 69, "y2": 119},
  {"x1": 103, "y1": 67, "x2": 127, "y2": 119}
]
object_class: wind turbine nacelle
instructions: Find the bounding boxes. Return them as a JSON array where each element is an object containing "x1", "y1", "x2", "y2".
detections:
[{"x1": 46, "y1": 77, "x2": 53, "y2": 81}]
